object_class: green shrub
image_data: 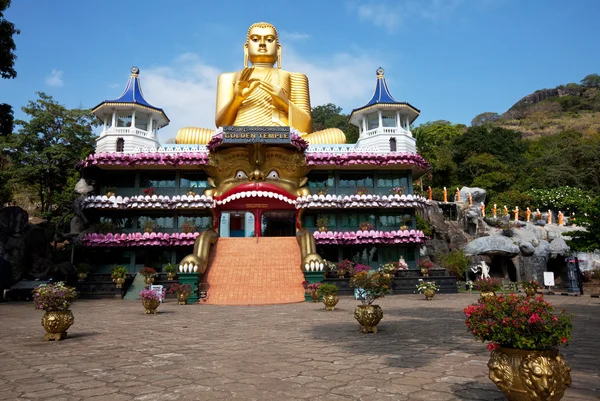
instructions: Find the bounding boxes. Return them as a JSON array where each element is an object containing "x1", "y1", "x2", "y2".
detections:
[
  {"x1": 437, "y1": 249, "x2": 470, "y2": 278},
  {"x1": 317, "y1": 283, "x2": 338, "y2": 296}
]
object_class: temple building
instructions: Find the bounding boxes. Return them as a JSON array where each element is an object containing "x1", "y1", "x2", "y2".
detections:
[{"x1": 77, "y1": 22, "x2": 453, "y2": 304}]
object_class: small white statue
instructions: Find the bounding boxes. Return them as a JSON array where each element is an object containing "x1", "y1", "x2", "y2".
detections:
[{"x1": 479, "y1": 261, "x2": 490, "y2": 280}]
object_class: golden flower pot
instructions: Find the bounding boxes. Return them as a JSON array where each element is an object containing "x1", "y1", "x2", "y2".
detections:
[
  {"x1": 142, "y1": 299, "x2": 160, "y2": 314},
  {"x1": 167, "y1": 272, "x2": 176, "y2": 281},
  {"x1": 309, "y1": 291, "x2": 319, "y2": 303},
  {"x1": 41, "y1": 310, "x2": 74, "y2": 341},
  {"x1": 113, "y1": 277, "x2": 125, "y2": 288},
  {"x1": 318, "y1": 226, "x2": 327, "y2": 232},
  {"x1": 322, "y1": 295, "x2": 339, "y2": 311},
  {"x1": 423, "y1": 288, "x2": 436, "y2": 301},
  {"x1": 420, "y1": 268, "x2": 429, "y2": 277},
  {"x1": 144, "y1": 276, "x2": 154, "y2": 286},
  {"x1": 480, "y1": 291, "x2": 496, "y2": 298},
  {"x1": 177, "y1": 292, "x2": 190, "y2": 305},
  {"x1": 354, "y1": 305, "x2": 383, "y2": 334},
  {"x1": 524, "y1": 288, "x2": 537, "y2": 297},
  {"x1": 488, "y1": 347, "x2": 571, "y2": 401},
  {"x1": 77, "y1": 272, "x2": 87, "y2": 282}
]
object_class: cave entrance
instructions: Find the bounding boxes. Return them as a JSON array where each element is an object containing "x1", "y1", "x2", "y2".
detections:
[
  {"x1": 489, "y1": 255, "x2": 518, "y2": 282},
  {"x1": 547, "y1": 256, "x2": 568, "y2": 287}
]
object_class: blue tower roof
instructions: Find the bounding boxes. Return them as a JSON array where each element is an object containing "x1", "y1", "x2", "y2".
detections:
[
  {"x1": 92, "y1": 66, "x2": 169, "y2": 126},
  {"x1": 362, "y1": 67, "x2": 398, "y2": 106}
]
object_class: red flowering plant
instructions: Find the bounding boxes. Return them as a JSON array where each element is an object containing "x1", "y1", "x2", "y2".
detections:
[
  {"x1": 139, "y1": 267, "x2": 156, "y2": 277},
  {"x1": 354, "y1": 263, "x2": 371, "y2": 274},
  {"x1": 142, "y1": 187, "x2": 156, "y2": 196},
  {"x1": 474, "y1": 277, "x2": 503, "y2": 292},
  {"x1": 337, "y1": 259, "x2": 355, "y2": 276},
  {"x1": 464, "y1": 294, "x2": 572, "y2": 351},
  {"x1": 416, "y1": 259, "x2": 434, "y2": 270},
  {"x1": 350, "y1": 271, "x2": 392, "y2": 305},
  {"x1": 33, "y1": 282, "x2": 77, "y2": 311},
  {"x1": 139, "y1": 287, "x2": 164, "y2": 301},
  {"x1": 521, "y1": 280, "x2": 541, "y2": 292},
  {"x1": 302, "y1": 281, "x2": 321, "y2": 293},
  {"x1": 168, "y1": 283, "x2": 192, "y2": 296}
]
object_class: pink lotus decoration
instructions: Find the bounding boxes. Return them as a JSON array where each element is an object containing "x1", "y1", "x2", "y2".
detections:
[
  {"x1": 313, "y1": 229, "x2": 427, "y2": 245},
  {"x1": 82, "y1": 232, "x2": 200, "y2": 247},
  {"x1": 78, "y1": 152, "x2": 209, "y2": 169},
  {"x1": 295, "y1": 193, "x2": 428, "y2": 209},
  {"x1": 81, "y1": 194, "x2": 215, "y2": 210},
  {"x1": 305, "y1": 152, "x2": 429, "y2": 169}
]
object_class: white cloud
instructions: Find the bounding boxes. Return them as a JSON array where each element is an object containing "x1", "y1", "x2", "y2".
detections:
[
  {"x1": 280, "y1": 30, "x2": 310, "y2": 41},
  {"x1": 350, "y1": 0, "x2": 464, "y2": 32},
  {"x1": 141, "y1": 50, "x2": 388, "y2": 143},
  {"x1": 45, "y1": 69, "x2": 64, "y2": 87}
]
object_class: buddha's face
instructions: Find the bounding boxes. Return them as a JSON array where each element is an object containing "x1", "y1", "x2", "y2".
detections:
[{"x1": 246, "y1": 26, "x2": 278, "y2": 65}]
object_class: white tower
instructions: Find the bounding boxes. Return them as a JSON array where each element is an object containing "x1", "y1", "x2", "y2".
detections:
[
  {"x1": 92, "y1": 67, "x2": 169, "y2": 153},
  {"x1": 349, "y1": 67, "x2": 420, "y2": 152}
]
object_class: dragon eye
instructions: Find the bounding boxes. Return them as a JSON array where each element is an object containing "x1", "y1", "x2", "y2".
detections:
[
  {"x1": 266, "y1": 170, "x2": 279, "y2": 180},
  {"x1": 235, "y1": 170, "x2": 248, "y2": 179}
]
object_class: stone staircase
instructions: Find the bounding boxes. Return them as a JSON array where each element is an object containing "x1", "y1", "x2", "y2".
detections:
[{"x1": 200, "y1": 237, "x2": 305, "y2": 305}]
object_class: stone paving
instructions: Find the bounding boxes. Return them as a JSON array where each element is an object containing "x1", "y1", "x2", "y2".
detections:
[{"x1": 0, "y1": 294, "x2": 598, "y2": 400}]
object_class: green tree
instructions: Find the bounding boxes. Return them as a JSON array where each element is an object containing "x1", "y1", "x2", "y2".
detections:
[
  {"x1": 413, "y1": 120, "x2": 465, "y2": 187},
  {"x1": 311, "y1": 103, "x2": 359, "y2": 144},
  {"x1": 0, "y1": 0, "x2": 19, "y2": 137},
  {"x1": 581, "y1": 73, "x2": 600, "y2": 88},
  {"x1": 470, "y1": 112, "x2": 500, "y2": 127},
  {"x1": 2, "y1": 92, "x2": 96, "y2": 216},
  {"x1": 566, "y1": 195, "x2": 600, "y2": 252}
]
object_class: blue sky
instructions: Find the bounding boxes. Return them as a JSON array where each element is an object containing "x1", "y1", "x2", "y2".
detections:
[{"x1": 2, "y1": 0, "x2": 599, "y2": 142}]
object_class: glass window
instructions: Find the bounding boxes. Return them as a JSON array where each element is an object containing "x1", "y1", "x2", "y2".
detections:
[
  {"x1": 178, "y1": 216, "x2": 212, "y2": 230},
  {"x1": 376, "y1": 171, "x2": 408, "y2": 188},
  {"x1": 117, "y1": 114, "x2": 131, "y2": 127},
  {"x1": 104, "y1": 172, "x2": 135, "y2": 188},
  {"x1": 100, "y1": 216, "x2": 134, "y2": 229},
  {"x1": 140, "y1": 173, "x2": 176, "y2": 188},
  {"x1": 389, "y1": 138, "x2": 396, "y2": 152},
  {"x1": 135, "y1": 116, "x2": 148, "y2": 130},
  {"x1": 382, "y1": 113, "x2": 396, "y2": 127},
  {"x1": 305, "y1": 214, "x2": 336, "y2": 228},
  {"x1": 180, "y1": 172, "x2": 208, "y2": 189},
  {"x1": 307, "y1": 174, "x2": 335, "y2": 189},
  {"x1": 367, "y1": 113, "x2": 379, "y2": 130},
  {"x1": 342, "y1": 246, "x2": 378, "y2": 266},
  {"x1": 116, "y1": 137, "x2": 124, "y2": 152},
  {"x1": 339, "y1": 172, "x2": 373, "y2": 188}
]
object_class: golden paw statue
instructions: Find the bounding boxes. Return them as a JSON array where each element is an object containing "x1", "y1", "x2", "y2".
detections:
[{"x1": 176, "y1": 22, "x2": 345, "y2": 145}]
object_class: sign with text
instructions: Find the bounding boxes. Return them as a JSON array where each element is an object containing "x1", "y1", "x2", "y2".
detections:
[
  {"x1": 543, "y1": 272, "x2": 555, "y2": 287},
  {"x1": 222, "y1": 126, "x2": 291, "y2": 145}
]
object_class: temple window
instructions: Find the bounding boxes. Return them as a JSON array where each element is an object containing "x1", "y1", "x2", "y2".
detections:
[
  {"x1": 341, "y1": 245, "x2": 378, "y2": 267},
  {"x1": 116, "y1": 137, "x2": 124, "y2": 152},
  {"x1": 178, "y1": 216, "x2": 212, "y2": 231},
  {"x1": 382, "y1": 112, "x2": 396, "y2": 127},
  {"x1": 117, "y1": 114, "x2": 132, "y2": 127},
  {"x1": 180, "y1": 172, "x2": 209, "y2": 189},
  {"x1": 135, "y1": 114, "x2": 148, "y2": 130},
  {"x1": 389, "y1": 137, "x2": 397, "y2": 151},
  {"x1": 307, "y1": 173, "x2": 335, "y2": 189},
  {"x1": 140, "y1": 173, "x2": 176, "y2": 188},
  {"x1": 376, "y1": 171, "x2": 408, "y2": 188},
  {"x1": 339, "y1": 172, "x2": 373, "y2": 188},
  {"x1": 367, "y1": 113, "x2": 379, "y2": 130}
]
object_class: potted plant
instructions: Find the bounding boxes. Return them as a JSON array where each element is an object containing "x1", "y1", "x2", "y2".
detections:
[
  {"x1": 389, "y1": 186, "x2": 405, "y2": 196},
  {"x1": 415, "y1": 279, "x2": 440, "y2": 301},
  {"x1": 168, "y1": 283, "x2": 192, "y2": 305},
  {"x1": 316, "y1": 215, "x2": 329, "y2": 232},
  {"x1": 33, "y1": 282, "x2": 77, "y2": 341},
  {"x1": 349, "y1": 271, "x2": 392, "y2": 333},
  {"x1": 464, "y1": 294, "x2": 572, "y2": 400},
  {"x1": 337, "y1": 259, "x2": 354, "y2": 278},
  {"x1": 105, "y1": 186, "x2": 117, "y2": 197},
  {"x1": 142, "y1": 187, "x2": 156, "y2": 196},
  {"x1": 302, "y1": 281, "x2": 321, "y2": 302},
  {"x1": 140, "y1": 267, "x2": 157, "y2": 285},
  {"x1": 111, "y1": 265, "x2": 128, "y2": 288},
  {"x1": 323, "y1": 259, "x2": 338, "y2": 278},
  {"x1": 474, "y1": 277, "x2": 503, "y2": 297},
  {"x1": 317, "y1": 283, "x2": 339, "y2": 311},
  {"x1": 356, "y1": 187, "x2": 369, "y2": 196},
  {"x1": 141, "y1": 219, "x2": 157, "y2": 233},
  {"x1": 359, "y1": 221, "x2": 374, "y2": 231},
  {"x1": 76, "y1": 263, "x2": 91, "y2": 281},
  {"x1": 316, "y1": 186, "x2": 329, "y2": 196},
  {"x1": 417, "y1": 259, "x2": 434, "y2": 277},
  {"x1": 187, "y1": 186, "x2": 197, "y2": 196},
  {"x1": 164, "y1": 263, "x2": 177, "y2": 280},
  {"x1": 139, "y1": 288, "x2": 163, "y2": 314},
  {"x1": 380, "y1": 262, "x2": 398, "y2": 278},
  {"x1": 181, "y1": 219, "x2": 198, "y2": 234},
  {"x1": 521, "y1": 280, "x2": 541, "y2": 297}
]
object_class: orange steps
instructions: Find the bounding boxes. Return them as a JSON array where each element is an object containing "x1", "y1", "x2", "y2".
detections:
[{"x1": 199, "y1": 237, "x2": 305, "y2": 305}]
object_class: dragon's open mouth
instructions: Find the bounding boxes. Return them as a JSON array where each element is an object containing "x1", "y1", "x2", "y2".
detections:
[{"x1": 214, "y1": 182, "x2": 296, "y2": 206}]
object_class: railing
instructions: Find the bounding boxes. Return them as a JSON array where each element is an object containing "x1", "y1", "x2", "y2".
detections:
[
  {"x1": 362, "y1": 127, "x2": 411, "y2": 137},
  {"x1": 131, "y1": 145, "x2": 209, "y2": 153},
  {"x1": 306, "y1": 144, "x2": 384, "y2": 153},
  {"x1": 101, "y1": 127, "x2": 155, "y2": 138}
]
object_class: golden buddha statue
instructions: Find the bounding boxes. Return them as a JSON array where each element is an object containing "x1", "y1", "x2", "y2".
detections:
[{"x1": 176, "y1": 22, "x2": 345, "y2": 145}]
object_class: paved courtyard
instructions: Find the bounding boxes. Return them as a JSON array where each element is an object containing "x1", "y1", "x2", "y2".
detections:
[{"x1": 0, "y1": 294, "x2": 598, "y2": 401}]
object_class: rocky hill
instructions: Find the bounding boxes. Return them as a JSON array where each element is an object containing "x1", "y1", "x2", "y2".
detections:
[{"x1": 491, "y1": 74, "x2": 600, "y2": 139}]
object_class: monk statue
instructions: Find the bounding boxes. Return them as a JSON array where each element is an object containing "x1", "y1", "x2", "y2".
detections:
[{"x1": 176, "y1": 22, "x2": 346, "y2": 145}]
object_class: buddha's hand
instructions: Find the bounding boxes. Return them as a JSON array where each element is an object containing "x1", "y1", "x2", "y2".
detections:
[
  {"x1": 234, "y1": 68, "x2": 260, "y2": 100},
  {"x1": 259, "y1": 80, "x2": 289, "y2": 110}
]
